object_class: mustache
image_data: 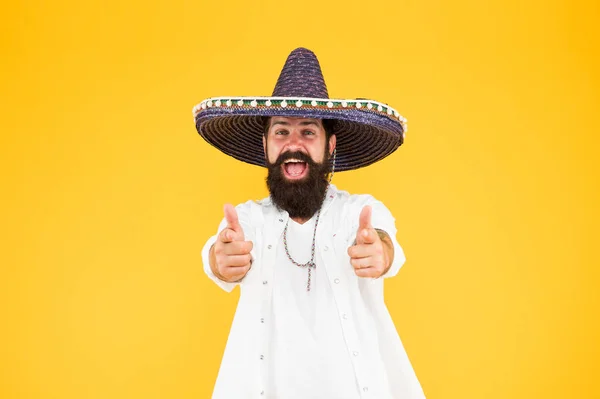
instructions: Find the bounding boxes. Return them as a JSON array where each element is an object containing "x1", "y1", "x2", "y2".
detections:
[{"x1": 272, "y1": 151, "x2": 317, "y2": 167}]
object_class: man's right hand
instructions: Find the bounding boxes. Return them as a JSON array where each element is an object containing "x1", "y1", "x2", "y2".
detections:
[{"x1": 209, "y1": 204, "x2": 254, "y2": 283}]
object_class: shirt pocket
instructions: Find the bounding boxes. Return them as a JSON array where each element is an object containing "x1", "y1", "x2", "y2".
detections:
[{"x1": 330, "y1": 224, "x2": 356, "y2": 275}]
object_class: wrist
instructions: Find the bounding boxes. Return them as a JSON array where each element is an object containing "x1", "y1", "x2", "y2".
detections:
[{"x1": 375, "y1": 229, "x2": 394, "y2": 278}]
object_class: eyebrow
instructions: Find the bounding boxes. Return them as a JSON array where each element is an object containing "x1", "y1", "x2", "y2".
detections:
[{"x1": 270, "y1": 120, "x2": 320, "y2": 128}]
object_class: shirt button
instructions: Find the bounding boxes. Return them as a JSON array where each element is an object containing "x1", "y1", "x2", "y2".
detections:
[
  {"x1": 260, "y1": 318, "x2": 265, "y2": 323},
  {"x1": 260, "y1": 355, "x2": 264, "y2": 360},
  {"x1": 334, "y1": 278, "x2": 340, "y2": 284},
  {"x1": 342, "y1": 313, "x2": 348, "y2": 319},
  {"x1": 279, "y1": 219, "x2": 283, "y2": 222},
  {"x1": 324, "y1": 246, "x2": 329, "y2": 251},
  {"x1": 363, "y1": 387, "x2": 369, "y2": 392},
  {"x1": 260, "y1": 391, "x2": 265, "y2": 395},
  {"x1": 353, "y1": 351, "x2": 359, "y2": 356},
  {"x1": 263, "y1": 280, "x2": 268, "y2": 285},
  {"x1": 267, "y1": 244, "x2": 272, "y2": 249}
]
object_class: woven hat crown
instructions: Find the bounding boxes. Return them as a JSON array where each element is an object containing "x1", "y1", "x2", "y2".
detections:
[{"x1": 271, "y1": 48, "x2": 329, "y2": 98}]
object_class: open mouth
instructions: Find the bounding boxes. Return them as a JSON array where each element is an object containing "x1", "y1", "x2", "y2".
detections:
[{"x1": 282, "y1": 159, "x2": 309, "y2": 180}]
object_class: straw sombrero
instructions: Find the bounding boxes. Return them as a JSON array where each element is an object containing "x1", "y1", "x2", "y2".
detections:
[{"x1": 193, "y1": 47, "x2": 407, "y2": 172}]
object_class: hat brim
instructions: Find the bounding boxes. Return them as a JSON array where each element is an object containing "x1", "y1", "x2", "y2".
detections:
[{"x1": 193, "y1": 97, "x2": 407, "y2": 172}]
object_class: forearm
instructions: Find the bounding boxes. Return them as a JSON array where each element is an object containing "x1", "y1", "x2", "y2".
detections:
[{"x1": 375, "y1": 229, "x2": 394, "y2": 276}]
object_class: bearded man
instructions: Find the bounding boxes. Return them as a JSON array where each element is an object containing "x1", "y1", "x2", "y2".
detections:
[{"x1": 194, "y1": 48, "x2": 426, "y2": 399}]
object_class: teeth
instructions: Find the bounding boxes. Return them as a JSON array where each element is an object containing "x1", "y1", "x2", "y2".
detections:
[{"x1": 284, "y1": 159, "x2": 304, "y2": 164}]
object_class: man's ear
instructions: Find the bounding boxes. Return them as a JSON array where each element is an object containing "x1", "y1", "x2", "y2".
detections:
[{"x1": 329, "y1": 134, "x2": 337, "y2": 156}]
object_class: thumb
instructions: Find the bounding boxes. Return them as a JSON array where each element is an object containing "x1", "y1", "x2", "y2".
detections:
[
  {"x1": 224, "y1": 204, "x2": 244, "y2": 237},
  {"x1": 356, "y1": 206, "x2": 375, "y2": 244},
  {"x1": 358, "y1": 205, "x2": 373, "y2": 231}
]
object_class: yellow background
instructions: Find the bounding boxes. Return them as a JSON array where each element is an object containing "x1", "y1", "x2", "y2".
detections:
[{"x1": 1, "y1": 0, "x2": 598, "y2": 397}]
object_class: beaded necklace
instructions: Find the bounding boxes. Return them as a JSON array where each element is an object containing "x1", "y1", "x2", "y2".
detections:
[
  {"x1": 281, "y1": 149, "x2": 336, "y2": 292},
  {"x1": 282, "y1": 209, "x2": 321, "y2": 292}
]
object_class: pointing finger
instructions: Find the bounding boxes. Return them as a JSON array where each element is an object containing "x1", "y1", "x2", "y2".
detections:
[
  {"x1": 222, "y1": 240, "x2": 254, "y2": 255},
  {"x1": 224, "y1": 204, "x2": 243, "y2": 235},
  {"x1": 361, "y1": 228, "x2": 377, "y2": 244},
  {"x1": 354, "y1": 267, "x2": 378, "y2": 278},
  {"x1": 219, "y1": 228, "x2": 235, "y2": 243},
  {"x1": 348, "y1": 244, "x2": 374, "y2": 259},
  {"x1": 223, "y1": 254, "x2": 253, "y2": 267},
  {"x1": 351, "y1": 257, "x2": 373, "y2": 269},
  {"x1": 358, "y1": 205, "x2": 372, "y2": 231}
]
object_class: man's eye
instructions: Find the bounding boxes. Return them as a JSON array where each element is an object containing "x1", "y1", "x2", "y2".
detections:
[
  {"x1": 275, "y1": 130, "x2": 289, "y2": 135},
  {"x1": 303, "y1": 130, "x2": 315, "y2": 135}
]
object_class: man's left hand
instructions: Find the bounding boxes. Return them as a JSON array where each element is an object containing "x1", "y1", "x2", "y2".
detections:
[{"x1": 347, "y1": 205, "x2": 392, "y2": 278}]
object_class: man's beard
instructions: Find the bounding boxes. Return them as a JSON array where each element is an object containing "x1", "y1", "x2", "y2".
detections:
[{"x1": 265, "y1": 150, "x2": 331, "y2": 219}]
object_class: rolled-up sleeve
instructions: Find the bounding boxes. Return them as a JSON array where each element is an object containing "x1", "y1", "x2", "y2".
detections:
[{"x1": 371, "y1": 200, "x2": 406, "y2": 278}]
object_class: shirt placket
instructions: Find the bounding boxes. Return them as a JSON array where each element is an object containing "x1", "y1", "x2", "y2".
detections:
[
  {"x1": 257, "y1": 209, "x2": 287, "y2": 398},
  {"x1": 319, "y1": 205, "x2": 372, "y2": 398}
]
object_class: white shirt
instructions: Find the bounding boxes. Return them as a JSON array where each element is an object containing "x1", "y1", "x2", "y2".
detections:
[
  {"x1": 269, "y1": 215, "x2": 359, "y2": 398},
  {"x1": 202, "y1": 185, "x2": 426, "y2": 399}
]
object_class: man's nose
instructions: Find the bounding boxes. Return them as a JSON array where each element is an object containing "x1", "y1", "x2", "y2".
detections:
[{"x1": 284, "y1": 131, "x2": 304, "y2": 150}]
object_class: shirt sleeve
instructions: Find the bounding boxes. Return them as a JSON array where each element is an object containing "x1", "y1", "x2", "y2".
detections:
[
  {"x1": 371, "y1": 200, "x2": 406, "y2": 278},
  {"x1": 350, "y1": 196, "x2": 406, "y2": 278},
  {"x1": 201, "y1": 202, "x2": 256, "y2": 292}
]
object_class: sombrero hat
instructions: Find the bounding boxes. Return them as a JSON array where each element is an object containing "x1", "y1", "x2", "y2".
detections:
[{"x1": 192, "y1": 47, "x2": 407, "y2": 172}]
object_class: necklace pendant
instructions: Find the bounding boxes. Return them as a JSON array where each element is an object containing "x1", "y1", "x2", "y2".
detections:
[
  {"x1": 282, "y1": 207, "x2": 323, "y2": 293},
  {"x1": 306, "y1": 262, "x2": 316, "y2": 292}
]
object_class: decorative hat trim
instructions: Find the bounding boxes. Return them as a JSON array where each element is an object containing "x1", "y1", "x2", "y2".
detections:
[{"x1": 193, "y1": 96, "x2": 407, "y2": 133}]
